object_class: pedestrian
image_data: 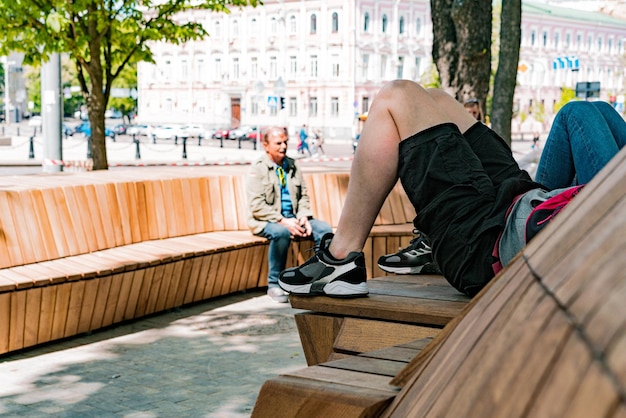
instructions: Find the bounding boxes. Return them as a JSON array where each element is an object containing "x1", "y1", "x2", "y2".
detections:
[
  {"x1": 278, "y1": 80, "x2": 625, "y2": 298},
  {"x1": 313, "y1": 129, "x2": 325, "y2": 155},
  {"x1": 246, "y1": 126, "x2": 332, "y2": 303},
  {"x1": 298, "y1": 124, "x2": 312, "y2": 156}
]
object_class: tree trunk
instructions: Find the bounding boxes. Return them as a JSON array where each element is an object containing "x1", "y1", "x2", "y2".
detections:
[
  {"x1": 491, "y1": 0, "x2": 522, "y2": 147},
  {"x1": 431, "y1": 0, "x2": 492, "y2": 109}
]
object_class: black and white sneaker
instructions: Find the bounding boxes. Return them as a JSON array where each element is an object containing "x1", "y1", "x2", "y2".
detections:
[
  {"x1": 279, "y1": 233, "x2": 368, "y2": 297},
  {"x1": 377, "y1": 230, "x2": 441, "y2": 274}
]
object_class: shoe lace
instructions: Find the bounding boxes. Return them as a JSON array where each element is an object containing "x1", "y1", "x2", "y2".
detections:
[{"x1": 402, "y1": 229, "x2": 428, "y2": 251}]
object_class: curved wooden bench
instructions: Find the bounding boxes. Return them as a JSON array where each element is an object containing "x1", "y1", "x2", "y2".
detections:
[
  {"x1": 253, "y1": 146, "x2": 626, "y2": 417},
  {"x1": 0, "y1": 166, "x2": 415, "y2": 355}
]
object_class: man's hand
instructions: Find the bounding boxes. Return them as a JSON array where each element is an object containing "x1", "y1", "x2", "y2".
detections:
[{"x1": 279, "y1": 217, "x2": 309, "y2": 237}]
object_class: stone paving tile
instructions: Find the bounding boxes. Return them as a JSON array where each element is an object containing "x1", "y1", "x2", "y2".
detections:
[{"x1": 0, "y1": 291, "x2": 306, "y2": 417}]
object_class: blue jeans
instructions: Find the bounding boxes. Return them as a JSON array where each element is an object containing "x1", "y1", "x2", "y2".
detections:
[
  {"x1": 258, "y1": 219, "x2": 332, "y2": 287},
  {"x1": 535, "y1": 101, "x2": 626, "y2": 189}
]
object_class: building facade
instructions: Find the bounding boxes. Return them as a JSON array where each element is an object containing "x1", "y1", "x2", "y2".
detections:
[
  {"x1": 136, "y1": 0, "x2": 626, "y2": 139},
  {"x1": 137, "y1": 0, "x2": 433, "y2": 139}
]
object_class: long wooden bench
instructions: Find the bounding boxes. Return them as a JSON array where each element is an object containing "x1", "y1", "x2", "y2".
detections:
[
  {"x1": 0, "y1": 165, "x2": 415, "y2": 355},
  {"x1": 253, "y1": 146, "x2": 626, "y2": 417}
]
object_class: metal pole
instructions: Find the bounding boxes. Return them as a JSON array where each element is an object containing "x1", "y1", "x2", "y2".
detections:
[
  {"x1": 182, "y1": 137, "x2": 187, "y2": 159},
  {"x1": 28, "y1": 136, "x2": 34, "y2": 159},
  {"x1": 133, "y1": 134, "x2": 141, "y2": 159},
  {"x1": 41, "y1": 53, "x2": 63, "y2": 173}
]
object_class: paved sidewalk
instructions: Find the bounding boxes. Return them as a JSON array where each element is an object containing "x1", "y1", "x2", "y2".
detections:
[{"x1": 0, "y1": 291, "x2": 307, "y2": 417}]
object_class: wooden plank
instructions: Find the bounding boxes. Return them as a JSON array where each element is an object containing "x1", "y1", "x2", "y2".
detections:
[
  {"x1": 113, "y1": 271, "x2": 136, "y2": 323},
  {"x1": 39, "y1": 188, "x2": 70, "y2": 258},
  {"x1": 252, "y1": 376, "x2": 394, "y2": 418},
  {"x1": 134, "y1": 267, "x2": 156, "y2": 318},
  {"x1": 219, "y1": 176, "x2": 239, "y2": 230},
  {"x1": 208, "y1": 176, "x2": 225, "y2": 231},
  {"x1": 8, "y1": 290, "x2": 26, "y2": 352},
  {"x1": 103, "y1": 182, "x2": 125, "y2": 247},
  {"x1": 37, "y1": 286, "x2": 57, "y2": 344},
  {"x1": 334, "y1": 318, "x2": 440, "y2": 355},
  {"x1": 295, "y1": 313, "x2": 344, "y2": 366},
  {"x1": 160, "y1": 179, "x2": 180, "y2": 237},
  {"x1": 284, "y1": 366, "x2": 399, "y2": 392},
  {"x1": 63, "y1": 281, "x2": 85, "y2": 337},
  {"x1": 76, "y1": 278, "x2": 99, "y2": 334},
  {"x1": 0, "y1": 292, "x2": 10, "y2": 354},
  {"x1": 13, "y1": 191, "x2": 44, "y2": 263},
  {"x1": 0, "y1": 191, "x2": 23, "y2": 268},
  {"x1": 23, "y1": 287, "x2": 42, "y2": 348},
  {"x1": 90, "y1": 275, "x2": 113, "y2": 330},
  {"x1": 50, "y1": 283, "x2": 71, "y2": 341},
  {"x1": 62, "y1": 185, "x2": 92, "y2": 253}
]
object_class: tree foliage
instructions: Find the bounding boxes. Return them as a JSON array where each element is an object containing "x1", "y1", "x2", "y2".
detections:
[{"x1": 0, "y1": 0, "x2": 259, "y2": 170}]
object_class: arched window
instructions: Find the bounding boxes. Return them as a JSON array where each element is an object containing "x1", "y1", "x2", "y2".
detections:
[
  {"x1": 332, "y1": 12, "x2": 339, "y2": 33},
  {"x1": 310, "y1": 14, "x2": 317, "y2": 34},
  {"x1": 289, "y1": 15, "x2": 297, "y2": 34},
  {"x1": 364, "y1": 12, "x2": 370, "y2": 32},
  {"x1": 399, "y1": 16, "x2": 405, "y2": 34},
  {"x1": 382, "y1": 15, "x2": 388, "y2": 33}
]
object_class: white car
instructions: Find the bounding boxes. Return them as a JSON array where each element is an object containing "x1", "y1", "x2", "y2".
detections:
[
  {"x1": 179, "y1": 124, "x2": 205, "y2": 138},
  {"x1": 152, "y1": 125, "x2": 182, "y2": 140}
]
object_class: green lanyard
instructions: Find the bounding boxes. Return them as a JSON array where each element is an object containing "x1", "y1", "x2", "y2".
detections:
[{"x1": 276, "y1": 166, "x2": 287, "y2": 188}]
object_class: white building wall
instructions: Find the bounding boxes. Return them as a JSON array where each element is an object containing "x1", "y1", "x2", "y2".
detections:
[{"x1": 136, "y1": 0, "x2": 625, "y2": 140}]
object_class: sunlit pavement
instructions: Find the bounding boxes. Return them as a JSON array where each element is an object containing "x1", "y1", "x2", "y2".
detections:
[{"x1": 0, "y1": 290, "x2": 306, "y2": 417}]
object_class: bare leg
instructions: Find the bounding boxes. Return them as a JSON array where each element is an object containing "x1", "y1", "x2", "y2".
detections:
[{"x1": 329, "y1": 81, "x2": 476, "y2": 258}]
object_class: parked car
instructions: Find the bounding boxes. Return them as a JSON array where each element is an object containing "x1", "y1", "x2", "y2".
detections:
[
  {"x1": 113, "y1": 124, "x2": 128, "y2": 135},
  {"x1": 152, "y1": 125, "x2": 181, "y2": 141},
  {"x1": 105, "y1": 109, "x2": 123, "y2": 119},
  {"x1": 246, "y1": 126, "x2": 266, "y2": 141},
  {"x1": 62, "y1": 123, "x2": 74, "y2": 137},
  {"x1": 126, "y1": 124, "x2": 148, "y2": 136},
  {"x1": 178, "y1": 124, "x2": 205, "y2": 138},
  {"x1": 212, "y1": 127, "x2": 231, "y2": 140},
  {"x1": 74, "y1": 122, "x2": 116, "y2": 139},
  {"x1": 229, "y1": 126, "x2": 253, "y2": 141},
  {"x1": 28, "y1": 116, "x2": 42, "y2": 127}
]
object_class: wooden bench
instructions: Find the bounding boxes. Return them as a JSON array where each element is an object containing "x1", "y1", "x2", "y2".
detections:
[
  {"x1": 253, "y1": 146, "x2": 626, "y2": 417},
  {"x1": 0, "y1": 166, "x2": 415, "y2": 355}
]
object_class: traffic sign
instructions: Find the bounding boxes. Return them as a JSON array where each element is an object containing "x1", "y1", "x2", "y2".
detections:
[{"x1": 267, "y1": 96, "x2": 278, "y2": 108}]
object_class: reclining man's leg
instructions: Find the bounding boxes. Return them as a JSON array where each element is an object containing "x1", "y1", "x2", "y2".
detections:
[{"x1": 279, "y1": 81, "x2": 536, "y2": 297}]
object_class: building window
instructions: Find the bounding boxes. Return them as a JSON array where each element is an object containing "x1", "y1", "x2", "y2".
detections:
[
  {"x1": 331, "y1": 97, "x2": 339, "y2": 117},
  {"x1": 181, "y1": 59, "x2": 188, "y2": 80},
  {"x1": 289, "y1": 97, "x2": 297, "y2": 116},
  {"x1": 554, "y1": 32, "x2": 559, "y2": 49},
  {"x1": 362, "y1": 54, "x2": 369, "y2": 79},
  {"x1": 271, "y1": 16, "x2": 277, "y2": 34},
  {"x1": 215, "y1": 21, "x2": 222, "y2": 38},
  {"x1": 362, "y1": 97, "x2": 369, "y2": 114},
  {"x1": 531, "y1": 30, "x2": 536, "y2": 47},
  {"x1": 414, "y1": 57, "x2": 421, "y2": 80},
  {"x1": 289, "y1": 56, "x2": 297, "y2": 77},
  {"x1": 399, "y1": 16, "x2": 405, "y2": 34},
  {"x1": 542, "y1": 31, "x2": 547, "y2": 47},
  {"x1": 310, "y1": 55, "x2": 318, "y2": 78},
  {"x1": 565, "y1": 33, "x2": 571, "y2": 48},
  {"x1": 289, "y1": 15, "x2": 297, "y2": 34},
  {"x1": 382, "y1": 15, "x2": 388, "y2": 33},
  {"x1": 597, "y1": 37, "x2": 603, "y2": 53},
  {"x1": 214, "y1": 58, "x2": 222, "y2": 80},
  {"x1": 588, "y1": 35, "x2": 593, "y2": 51},
  {"x1": 232, "y1": 19, "x2": 239, "y2": 37},
  {"x1": 251, "y1": 100, "x2": 259, "y2": 116},
  {"x1": 416, "y1": 18, "x2": 422, "y2": 35},
  {"x1": 331, "y1": 54, "x2": 340, "y2": 78},
  {"x1": 251, "y1": 18, "x2": 258, "y2": 34},
  {"x1": 251, "y1": 57, "x2": 258, "y2": 79},
  {"x1": 310, "y1": 14, "x2": 317, "y2": 34},
  {"x1": 233, "y1": 57, "x2": 239, "y2": 79},
  {"x1": 196, "y1": 58, "x2": 204, "y2": 79},
  {"x1": 309, "y1": 97, "x2": 318, "y2": 117},
  {"x1": 364, "y1": 12, "x2": 370, "y2": 32},
  {"x1": 577, "y1": 33, "x2": 582, "y2": 50},
  {"x1": 381, "y1": 55, "x2": 388, "y2": 78},
  {"x1": 397, "y1": 56, "x2": 404, "y2": 79},
  {"x1": 270, "y1": 105, "x2": 277, "y2": 116},
  {"x1": 332, "y1": 12, "x2": 339, "y2": 33},
  {"x1": 269, "y1": 56, "x2": 277, "y2": 79}
]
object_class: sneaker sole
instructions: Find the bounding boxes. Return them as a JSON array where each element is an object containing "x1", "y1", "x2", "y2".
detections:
[
  {"x1": 377, "y1": 264, "x2": 425, "y2": 274},
  {"x1": 279, "y1": 280, "x2": 369, "y2": 297}
]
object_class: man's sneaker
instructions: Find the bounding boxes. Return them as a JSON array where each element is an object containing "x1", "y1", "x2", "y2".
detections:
[
  {"x1": 279, "y1": 233, "x2": 368, "y2": 297},
  {"x1": 377, "y1": 230, "x2": 441, "y2": 274}
]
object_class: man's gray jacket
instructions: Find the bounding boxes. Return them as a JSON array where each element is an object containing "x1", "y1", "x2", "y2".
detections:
[{"x1": 246, "y1": 153, "x2": 314, "y2": 235}]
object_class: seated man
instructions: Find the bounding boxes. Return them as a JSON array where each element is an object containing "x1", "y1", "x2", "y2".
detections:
[
  {"x1": 278, "y1": 81, "x2": 625, "y2": 298},
  {"x1": 246, "y1": 126, "x2": 332, "y2": 302}
]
